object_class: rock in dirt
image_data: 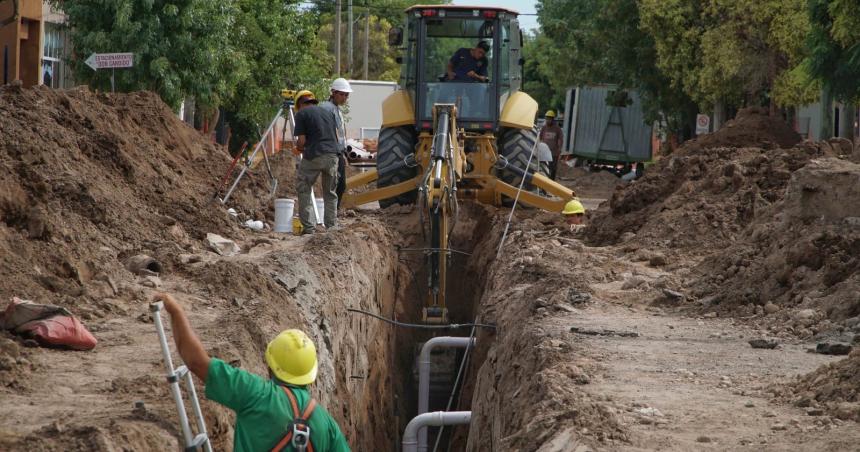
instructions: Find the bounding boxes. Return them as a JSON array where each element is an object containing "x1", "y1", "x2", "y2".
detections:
[
  {"x1": 814, "y1": 343, "x2": 852, "y2": 355},
  {"x1": 139, "y1": 276, "x2": 162, "y2": 288},
  {"x1": 764, "y1": 303, "x2": 780, "y2": 314},
  {"x1": 806, "y1": 408, "x2": 825, "y2": 416},
  {"x1": 648, "y1": 253, "x2": 668, "y2": 267},
  {"x1": 567, "y1": 290, "x2": 592, "y2": 305},
  {"x1": 771, "y1": 422, "x2": 788, "y2": 431},
  {"x1": 749, "y1": 338, "x2": 779, "y2": 349},
  {"x1": 662, "y1": 288, "x2": 685, "y2": 301},
  {"x1": 794, "y1": 309, "x2": 817, "y2": 321},
  {"x1": 571, "y1": 326, "x2": 640, "y2": 338},
  {"x1": 621, "y1": 276, "x2": 647, "y2": 290},
  {"x1": 206, "y1": 233, "x2": 240, "y2": 256}
]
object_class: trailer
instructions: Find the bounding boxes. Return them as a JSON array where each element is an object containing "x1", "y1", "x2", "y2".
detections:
[{"x1": 562, "y1": 85, "x2": 652, "y2": 177}]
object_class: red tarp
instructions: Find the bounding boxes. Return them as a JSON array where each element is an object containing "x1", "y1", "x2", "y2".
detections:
[{"x1": 1, "y1": 297, "x2": 97, "y2": 351}]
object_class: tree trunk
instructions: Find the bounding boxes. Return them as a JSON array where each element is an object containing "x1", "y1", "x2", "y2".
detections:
[
  {"x1": 820, "y1": 86, "x2": 833, "y2": 140},
  {"x1": 839, "y1": 103, "x2": 854, "y2": 140}
]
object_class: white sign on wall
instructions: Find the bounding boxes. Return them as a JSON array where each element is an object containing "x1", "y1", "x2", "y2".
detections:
[{"x1": 696, "y1": 114, "x2": 711, "y2": 135}]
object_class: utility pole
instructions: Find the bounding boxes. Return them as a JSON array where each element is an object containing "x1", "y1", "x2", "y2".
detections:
[
  {"x1": 335, "y1": 0, "x2": 342, "y2": 75},
  {"x1": 348, "y1": 0, "x2": 354, "y2": 75},
  {"x1": 363, "y1": 11, "x2": 370, "y2": 80}
]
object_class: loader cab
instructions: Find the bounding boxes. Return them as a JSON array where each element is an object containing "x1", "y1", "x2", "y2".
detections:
[{"x1": 394, "y1": 6, "x2": 524, "y2": 132}]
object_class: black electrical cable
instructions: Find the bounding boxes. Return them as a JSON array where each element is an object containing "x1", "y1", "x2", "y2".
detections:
[{"x1": 347, "y1": 308, "x2": 496, "y2": 330}]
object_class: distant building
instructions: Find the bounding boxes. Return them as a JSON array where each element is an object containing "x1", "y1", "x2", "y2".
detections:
[{"x1": 1, "y1": 0, "x2": 74, "y2": 87}]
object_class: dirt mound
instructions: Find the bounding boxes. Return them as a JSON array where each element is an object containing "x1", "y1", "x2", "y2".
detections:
[
  {"x1": 0, "y1": 85, "x2": 279, "y2": 304},
  {"x1": 558, "y1": 166, "x2": 622, "y2": 198},
  {"x1": 683, "y1": 107, "x2": 801, "y2": 153},
  {"x1": 690, "y1": 158, "x2": 860, "y2": 332},
  {"x1": 778, "y1": 351, "x2": 860, "y2": 422},
  {"x1": 585, "y1": 144, "x2": 835, "y2": 252}
]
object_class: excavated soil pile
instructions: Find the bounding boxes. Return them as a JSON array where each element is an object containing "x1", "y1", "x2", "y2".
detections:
[
  {"x1": 683, "y1": 107, "x2": 801, "y2": 152},
  {"x1": 0, "y1": 86, "x2": 407, "y2": 450},
  {"x1": 467, "y1": 217, "x2": 628, "y2": 450},
  {"x1": 691, "y1": 158, "x2": 860, "y2": 331},
  {"x1": 558, "y1": 166, "x2": 622, "y2": 198},
  {"x1": 585, "y1": 144, "x2": 835, "y2": 252},
  {"x1": 0, "y1": 85, "x2": 277, "y2": 304},
  {"x1": 777, "y1": 349, "x2": 860, "y2": 422}
]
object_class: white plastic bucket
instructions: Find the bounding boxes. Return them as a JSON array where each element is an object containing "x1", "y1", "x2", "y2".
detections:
[
  {"x1": 314, "y1": 197, "x2": 325, "y2": 225},
  {"x1": 273, "y1": 198, "x2": 295, "y2": 232}
]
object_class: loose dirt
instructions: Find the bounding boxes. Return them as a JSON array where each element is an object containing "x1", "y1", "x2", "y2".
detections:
[
  {"x1": 683, "y1": 107, "x2": 801, "y2": 153},
  {"x1": 1, "y1": 86, "x2": 858, "y2": 451}
]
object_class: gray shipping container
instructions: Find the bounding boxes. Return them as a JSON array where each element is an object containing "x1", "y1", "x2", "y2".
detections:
[{"x1": 563, "y1": 86, "x2": 652, "y2": 163}]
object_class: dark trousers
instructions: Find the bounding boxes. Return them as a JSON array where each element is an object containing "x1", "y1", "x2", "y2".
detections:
[
  {"x1": 336, "y1": 154, "x2": 346, "y2": 208},
  {"x1": 549, "y1": 159, "x2": 559, "y2": 180}
]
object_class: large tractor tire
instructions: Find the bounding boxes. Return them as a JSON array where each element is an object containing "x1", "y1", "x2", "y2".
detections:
[
  {"x1": 497, "y1": 127, "x2": 540, "y2": 194},
  {"x1": 376, "y1": 126, "x2": 418, "y2": 208}
]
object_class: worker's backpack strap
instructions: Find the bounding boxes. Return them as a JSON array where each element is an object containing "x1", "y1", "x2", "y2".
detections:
[{"x1": 270, "y1": 387, "x2": 317, "y2": 452}]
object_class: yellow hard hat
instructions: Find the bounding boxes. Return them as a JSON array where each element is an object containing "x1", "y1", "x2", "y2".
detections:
[
  {"x1": 293, "y1": 90, "x2": 318, "y2": 105},
  {"x1": 545, "y1": 110, "x2": 556, "y2": 118},
  {"x1": 265, "y1": 329, "x2": 318, "y2": 385},
  {"x1": 562, "y1": 199, "x2": 585, "y2": 215}
]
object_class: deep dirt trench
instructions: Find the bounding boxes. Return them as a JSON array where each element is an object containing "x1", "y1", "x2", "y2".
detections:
[
  {"x1": 0, "y1": 203, "x2": 504, "y2": 452},
  {"x1": 4, "y1": 87, "x2": 859, "y2": 452}
]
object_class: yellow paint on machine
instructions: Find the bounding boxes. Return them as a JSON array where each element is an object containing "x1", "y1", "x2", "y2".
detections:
[
  {"x1": 499, "y1": 92, "x2": 539, "y2": 129},
  {"x1": 381, "y1": 90, "x2": 415, "y2": 127}
]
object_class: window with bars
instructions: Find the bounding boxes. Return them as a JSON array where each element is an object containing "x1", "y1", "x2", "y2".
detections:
[{"x1": 42, "y1": 22, "x2": 73, "y2": 88}]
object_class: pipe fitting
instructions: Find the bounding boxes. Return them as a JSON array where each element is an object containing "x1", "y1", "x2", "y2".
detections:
[{"x1": 402, "y1": 411, "x2": 471, "y2": 452}]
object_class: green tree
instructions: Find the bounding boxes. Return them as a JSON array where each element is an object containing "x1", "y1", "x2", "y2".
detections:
[
  {"x1": 223, "y1": 0, "x2": 330, "y2": 147},
  {"x1": 805, "y1": 0, "x2": 860, "y2": 138},
  {"x1": 319, "y1": 14, "x2": 399, "y2": 80},
  {"x1": 639, "y1": 0, "x2": 816, "y2": 109},
  {"x1": 537, "y1": 0, "x2": 698, "y2": 136},
  {"x1": 58, "y1": 0, "x2": 239, "y2": 109},
  {"x1": 807, "y1": 0, "x2": 860, "y2": 102},
  {"x1": 522, "y1": 33, "x2": 565, "y2": 114}
]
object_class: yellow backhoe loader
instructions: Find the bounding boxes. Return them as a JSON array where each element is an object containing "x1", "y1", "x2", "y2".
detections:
[{"x1": 341, "y1": 5, "x2": 576, "y2": 323}]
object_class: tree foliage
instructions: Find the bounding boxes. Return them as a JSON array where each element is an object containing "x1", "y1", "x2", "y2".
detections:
[
  {"x1": 522, "y1": 33, "x2": 564, "y2": 114},
  {"x1": 639, "y1": 0, "x2": 816, "y2": 108},
  {"x1": 58, "y1": 0, "x2": 239, "y2": 109},
  {"x1": 536, "y1": 0, "x2": 697, "y2": 132},
  {"x1": 223, "y1": 0, "x2": 330, "y2": 146},
  {"x1": 319, "y1": 14, "x2": 399, "y2": 81},
  {"x1": 57, "y1": 0, "x2": 331, "y2": 146},
  {"x1": 806, "y1": 0, "x2": 860, "y2": 102},
  {"x1": 536, "y1": 0, "x2": 822, "y2": 137}
]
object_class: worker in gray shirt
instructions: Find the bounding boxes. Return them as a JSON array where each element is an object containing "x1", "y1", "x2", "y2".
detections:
[
  {"x1": 293, "y1": 90, "x2": 340, "y2": 233},
  {"x1": 319, "y1": 78, "x2": 353, "y2": 207}
]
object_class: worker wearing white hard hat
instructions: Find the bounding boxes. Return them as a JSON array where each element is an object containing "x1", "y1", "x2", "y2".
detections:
[{"x1": 320, "y1": 78, "x2": 353, "y2": 208}]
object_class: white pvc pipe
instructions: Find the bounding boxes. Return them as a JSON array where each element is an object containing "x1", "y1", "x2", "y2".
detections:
[
  {"x1": 402, "y1": 411, "x2": 471, "y2": 452},
  {"x1": 418, "y1": 337, "x2": 475, "y2": 451}
]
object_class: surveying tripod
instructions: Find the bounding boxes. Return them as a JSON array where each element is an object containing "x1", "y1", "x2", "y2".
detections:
[{"x1": 220, "y1": 89, "x2": 323, "y2": 224}]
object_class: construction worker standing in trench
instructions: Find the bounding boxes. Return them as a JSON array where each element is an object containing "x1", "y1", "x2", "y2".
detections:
[
  {"x1": 539, "y1": 110, "x2": 564, "y2": 180},
  {"x1": 293, "y1": 90, "x2": 341, "y2": 233},
  {"x1": 562, "y1": 198, "x2": 586, "y2": 232},
  {"x1": 319, "y1": 78, "x2": 353, "y2": 208},
  {"x1": 152, "y1": 293, "x2": 350, "y2": 451}
]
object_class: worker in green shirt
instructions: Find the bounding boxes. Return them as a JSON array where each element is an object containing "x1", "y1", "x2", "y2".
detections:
[{"x1": 154, "y1": 292, "x2": 350, "y2": 452}]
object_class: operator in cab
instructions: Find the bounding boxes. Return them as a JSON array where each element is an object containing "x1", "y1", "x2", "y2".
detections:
[{"x1": 446, "y1": 41, "x2": 490, "y2": 82}]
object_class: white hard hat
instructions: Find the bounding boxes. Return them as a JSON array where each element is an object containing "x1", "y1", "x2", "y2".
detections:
[{"x1": 331, "y1": 78, "x2": 353, "y2": 93}]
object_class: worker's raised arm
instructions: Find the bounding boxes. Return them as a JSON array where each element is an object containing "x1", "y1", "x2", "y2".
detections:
[{"x1": 154, "y1": 293, "x2": 211, "y2": 381}]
